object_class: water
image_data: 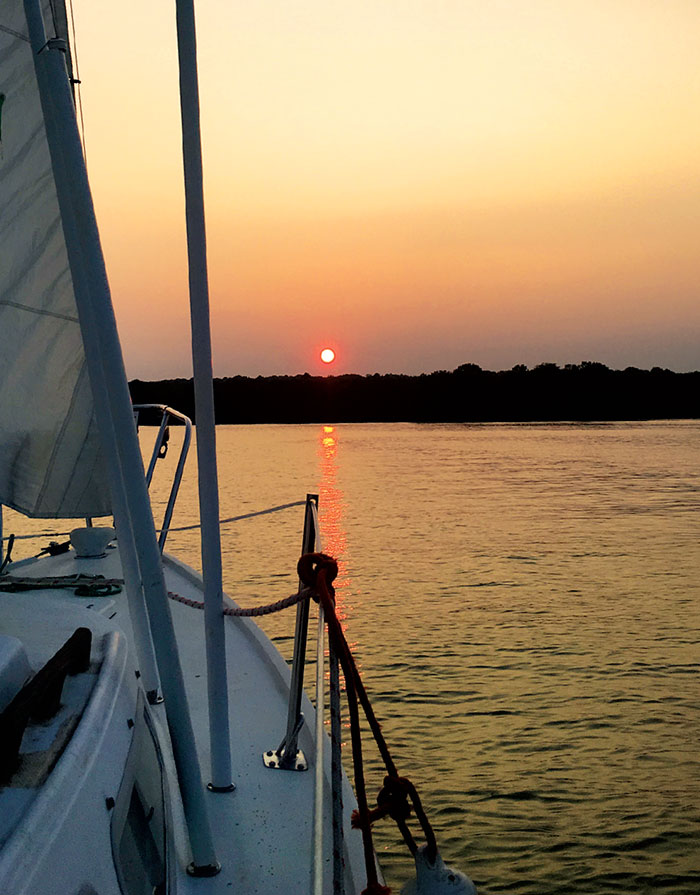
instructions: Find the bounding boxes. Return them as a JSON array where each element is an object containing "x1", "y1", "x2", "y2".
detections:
[{"x1": 4, "y1": 421, "x2": 699, "y2": 893}]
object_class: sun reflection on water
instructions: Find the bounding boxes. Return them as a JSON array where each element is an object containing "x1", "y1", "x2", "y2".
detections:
[
  {"x1": 318, "y1": 425, "x2": 351, "y2": 621},
  {"x1": 317, "y1": 425, "x2": 359, "y2": 701}
]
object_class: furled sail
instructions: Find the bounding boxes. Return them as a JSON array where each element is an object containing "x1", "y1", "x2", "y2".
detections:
[{"x1": 0, "y1": 0, "x2": 111, "y2": 518}]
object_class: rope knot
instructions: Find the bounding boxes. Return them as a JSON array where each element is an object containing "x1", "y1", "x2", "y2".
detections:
[
  {"x1": 350, "y1": 775, "x2": 413, "y2": 829},
  {"x1": 297, "y1": 552, "x2": 338, "y2": 595},
  {"x1": 378, "y1": 775, "x2": 414, "y2": 823}
]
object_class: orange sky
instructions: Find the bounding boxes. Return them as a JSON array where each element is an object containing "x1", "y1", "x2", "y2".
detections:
[{"x1": 73, "y1": 0, "x2": 700, "y2": 377}]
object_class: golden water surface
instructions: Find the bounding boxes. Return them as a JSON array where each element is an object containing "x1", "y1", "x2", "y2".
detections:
[{"x1": 5, "y1": 421, "x2": 699, "y2": 894}]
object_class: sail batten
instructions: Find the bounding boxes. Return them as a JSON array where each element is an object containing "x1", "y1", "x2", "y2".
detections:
[{"x1": 0, "y1": 0, "x2": 111, "y2": 519}]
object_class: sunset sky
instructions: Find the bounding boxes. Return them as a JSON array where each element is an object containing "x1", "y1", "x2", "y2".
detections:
[{"x1": 73, "y1": 0, "x2": 700, "y2": 378}]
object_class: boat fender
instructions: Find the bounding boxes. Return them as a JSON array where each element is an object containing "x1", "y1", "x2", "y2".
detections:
[{"x1": 400, "y1": 845, "x2": 476, "y2": 895}]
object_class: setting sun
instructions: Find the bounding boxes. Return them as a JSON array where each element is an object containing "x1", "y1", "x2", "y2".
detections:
[{"x1": 320, "y1": 348, "x2": 336, "y2": 364}]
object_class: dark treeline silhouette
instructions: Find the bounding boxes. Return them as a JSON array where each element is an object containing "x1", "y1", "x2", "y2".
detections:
[{"x1": 129, "y1": 362, "x2": 700, "y2": 424}]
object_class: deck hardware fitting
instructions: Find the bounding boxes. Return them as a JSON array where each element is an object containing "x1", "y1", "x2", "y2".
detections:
[
  {"x1": 187, "y1": 862, "x2": 222, "y2": 878},
  {"x1": 207, "y1": 782, "x2": 235, "y2": 793},
  {"x1": 263, "y1": 747, "x2": 308, "y2": 771}
]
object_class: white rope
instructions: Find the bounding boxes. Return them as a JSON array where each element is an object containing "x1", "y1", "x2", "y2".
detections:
[{"x1": 167, "y1": 586, "x2": 313, "y2": 618}]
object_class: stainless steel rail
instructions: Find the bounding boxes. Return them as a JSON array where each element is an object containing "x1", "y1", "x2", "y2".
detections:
[
  {"x1": 309, "y1": 498, "x2": 327, "y2": 895},
  {"x1": 278, "y1": 493, "x2": 319, "y2": 769},
  {"x1": 133, "y1": 404, "x2": 192, "y2": 551}
]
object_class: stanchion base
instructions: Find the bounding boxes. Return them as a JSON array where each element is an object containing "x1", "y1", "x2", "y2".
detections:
[
  {"x1": 187, "y1": 862, "x2": 222, "y2": 878},
  {"x1": 207, "y1": 781, "x2": 236, "y2": 793},
  {"x1": 262, "y1": 747, "x2": 308, "y2": 771}
]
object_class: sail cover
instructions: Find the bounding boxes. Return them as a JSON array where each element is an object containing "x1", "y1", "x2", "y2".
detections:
[{"x1": 0, "y1": 1, "x2": 112, "y2": 518}]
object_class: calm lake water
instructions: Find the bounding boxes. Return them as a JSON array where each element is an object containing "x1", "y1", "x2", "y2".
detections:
[{"x1": 5, "y1": 421, "x2": 700, "y2": 893}]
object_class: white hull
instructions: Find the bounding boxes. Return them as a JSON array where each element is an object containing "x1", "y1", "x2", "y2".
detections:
[{"x1": 0, "y1": 544, "x2": 371, "y2": 894}]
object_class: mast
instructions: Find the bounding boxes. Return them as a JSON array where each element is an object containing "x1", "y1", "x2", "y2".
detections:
[
  {"x1": 22, "y1": 0, "x2": 220, "y2": 873},
  {"x1": 174, "y1": 0, "x2": 233, "y2": 792}
]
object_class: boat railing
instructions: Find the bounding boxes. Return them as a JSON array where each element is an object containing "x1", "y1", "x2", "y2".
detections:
[
  {"x1": 263, "y1": 494, "x2": 319, "y2": 771},
  {"x1": 133, "y1": 404, "x2": 192, "y2": 552},
  {"x1": 308, "y1": 497, "x2": 330, "y2": 895},
  {"x1": 258, "y1": 494, "x2": 337, "y2": 891}
]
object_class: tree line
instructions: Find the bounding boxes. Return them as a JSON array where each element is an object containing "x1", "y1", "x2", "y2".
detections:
[{"x1": 129, "y1": 362, "x2": 700, "y2": 424}]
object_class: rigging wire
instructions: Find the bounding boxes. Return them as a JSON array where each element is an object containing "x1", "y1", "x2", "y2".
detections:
[
  {"x1": 47, "y1": 0, "x2": 59, "y2": 36},
  {"x1": 46, "y1": 0, "x2": 87, "y2": 160},
  {"x1": 66, "y1": 0, "x2": 88, "y2": 162},
  {"x1": 2, "y1": 499, "x2": 307, "y2": 543}
]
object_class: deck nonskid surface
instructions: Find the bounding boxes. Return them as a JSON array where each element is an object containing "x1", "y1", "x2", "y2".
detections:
[
  {"x1": 2, "y1": 545, "x2": 364, "y2": 893},
  {"x1": 164, "y1": 555, "x2": 324, "y2": 894}
]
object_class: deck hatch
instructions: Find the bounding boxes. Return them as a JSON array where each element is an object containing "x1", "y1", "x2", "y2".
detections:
[{"x1": 0, "y1": 626, "x2": 92, "y2": 782}]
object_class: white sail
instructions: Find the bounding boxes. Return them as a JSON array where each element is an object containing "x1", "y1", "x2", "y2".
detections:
[{"x1": 0, "y1": 0, "x2": 111, "y2": 518}]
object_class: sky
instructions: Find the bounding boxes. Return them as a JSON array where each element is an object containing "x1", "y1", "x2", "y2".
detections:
[{"x1": 72, "y1": 0, "x2": 700, "y2": 378}]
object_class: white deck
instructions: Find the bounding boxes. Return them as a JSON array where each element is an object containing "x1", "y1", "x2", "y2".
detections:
[{"x1": 0, "y1": 542, "x2": 371, "y2": 894}]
